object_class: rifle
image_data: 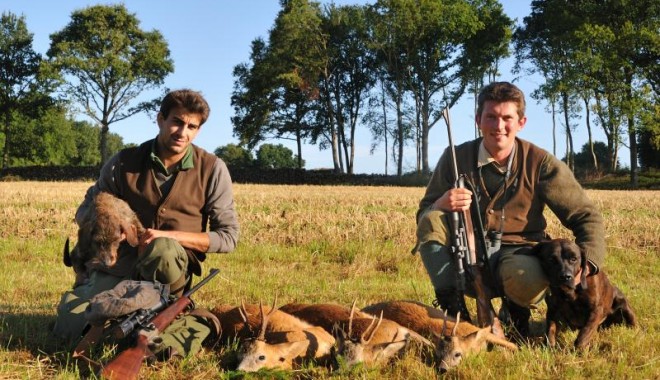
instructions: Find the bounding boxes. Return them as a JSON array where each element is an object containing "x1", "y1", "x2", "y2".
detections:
[
  {"x1": 72, "y1": 282, "x2": 169, "y2": 365},
  {"x1": 100, "y1": 268, "x2": 220, "y2": 380},
  {"x1": 442, "y1": 108, "x2": 497, "y2": 329}
]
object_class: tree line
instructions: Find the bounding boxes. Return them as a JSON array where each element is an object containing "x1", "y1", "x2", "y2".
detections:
[
  {"x1": 232, "y1": 0, "x2": 658, "y2": 184},
  {"x1": 1, "y1": 1, "x2": 658, "y2": 186},
  {"x1": 0, "y1": 5, "x2": 169, "y2": 169}
]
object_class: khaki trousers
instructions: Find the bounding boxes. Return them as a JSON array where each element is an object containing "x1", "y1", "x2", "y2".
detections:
[{"x1": 419, "y1": 241, "x2": 549, "y2": 308}]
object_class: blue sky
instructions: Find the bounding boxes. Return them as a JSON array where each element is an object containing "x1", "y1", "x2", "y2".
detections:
[{"x1": 3, "y1": 0, "x2": 621, "y2": 173}]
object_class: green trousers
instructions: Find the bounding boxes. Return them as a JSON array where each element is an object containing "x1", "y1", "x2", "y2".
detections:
[{"x1": 418, "y1": 241, "x2": 549, "y2": 308}]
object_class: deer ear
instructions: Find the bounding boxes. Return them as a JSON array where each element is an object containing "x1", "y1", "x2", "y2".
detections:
[
  {"x1": 475, "y1": 327, "x2": 490, "y2": 344},
  {"x1": 374, "y1": 340, "x2": 407, "y2": 360},
  {"x1": 332, "y1": 322, "x2": 348, "y2": 340},
  {"x1": 276, "y1": 340, "x2": 308, "y2": 358}
]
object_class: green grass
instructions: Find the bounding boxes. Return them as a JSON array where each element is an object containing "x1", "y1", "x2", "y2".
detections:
[{"x1": 0, "y1": 182, "x2": 658, "y2": 379}]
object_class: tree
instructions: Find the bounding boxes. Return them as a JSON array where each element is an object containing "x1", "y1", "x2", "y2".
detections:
[
  {"x1": 577, "y1": 0, "x2": 660, "y2": 186},
  {"x1": 370, "y1": 0, "x2": 414, "y2": 176},
  {"x1": 214, "y1": 143, "x2": 254, "y2": 168},
  {"x1": 255, "y1": 143, "x2": 304, "y2": 169},
  {"x1": 370, "y1": 0, "x2": 511, "y2": 174},
  {"x1": 69, "y1": 120, "x2": 125, "y2": 166},
  {"x1": 47, "y1": 4, "x2": 173, "y2": 164},
  {"x1": 516, "y1": 0, "x2": 659, "y2": 185},
  {"x1": 4, "y1": 107, "x2": 125, "y2": 167},
  {"x1": 637, "y1": 103, "x2": 660, "y2": 170},
  {"x1": 571, "y1": 141, "x2": 617, "y2": 176},
  {"x1": 231, "y1": 0, "x2": 323, "y2": 170},
  {"x1": 514, "y1": 0, "x2": 586, "y2": 172},
  {"x1": 0, "y1": 12, "x2": 56, "y2": 169},
  {"x1": 314, "y1": 4, "x2": 377, "y2": 174}
]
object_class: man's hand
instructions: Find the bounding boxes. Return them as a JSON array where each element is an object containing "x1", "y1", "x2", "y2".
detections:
[
  {"x1": 433, "y1": 188, "x2": 473, "y2": 212},
  {"x1": 139, "y1": 228, "x2": 170, "y2": 247}
]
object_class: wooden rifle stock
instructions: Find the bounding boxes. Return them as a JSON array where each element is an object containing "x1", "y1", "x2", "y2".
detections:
[{"x1": 100, "y1": 268, "x2": 220, "y2": 380}]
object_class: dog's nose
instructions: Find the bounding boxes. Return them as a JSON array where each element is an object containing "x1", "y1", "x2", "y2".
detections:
[{"x1": 560, "y1": 273, "x2": 573, "y2": 282}]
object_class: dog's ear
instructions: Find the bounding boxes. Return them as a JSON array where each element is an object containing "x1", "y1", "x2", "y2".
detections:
[
  {"x1": 528, "y1": 241, "x2": 547, "y2": 256},
  {"x1": 579, "y1": 246, "x2": 588, "y2": 290},
  {"x1": 63, "y1": 238, "x2": 72, "y2": 267},
  {"x1": 121, "y1": 221, "x2": 140, "y2": 247}
]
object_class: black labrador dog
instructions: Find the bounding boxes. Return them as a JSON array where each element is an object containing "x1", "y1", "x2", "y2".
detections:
[{"x1": 533, "y1": 239, "x2": 637, "y2": 349}]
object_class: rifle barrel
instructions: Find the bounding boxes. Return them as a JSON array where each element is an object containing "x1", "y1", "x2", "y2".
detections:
[
  {"x1": 183, "y1": 268, "x2": 220, "y2": 297},
  {"x1": 442, "y1": 108, "x2": 461, "y2": 186}
]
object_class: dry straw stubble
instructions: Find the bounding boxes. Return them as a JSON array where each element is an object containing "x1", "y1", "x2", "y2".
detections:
[{"x1": 0, "y1": 181, "x2": 658, "y2": 379}]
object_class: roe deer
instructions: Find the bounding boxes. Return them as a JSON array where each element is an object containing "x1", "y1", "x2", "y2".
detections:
[
  {"x1": 213, "y1": 301, "x2": 335, "y2": 371},
  {"x1": 282, "y1": 301, "x2": 433, "y2": 366},
  {"x1": 362, "y1": 300, "x2": 517, "y2": 371}
]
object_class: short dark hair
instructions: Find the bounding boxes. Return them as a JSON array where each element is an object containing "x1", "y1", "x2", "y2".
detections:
[
  {"x1": 159, "y1": 89, "x2": 211, "y2": 125},
  {"x1": 476, "y1": 82, "x2": 526, "y2": 119}
]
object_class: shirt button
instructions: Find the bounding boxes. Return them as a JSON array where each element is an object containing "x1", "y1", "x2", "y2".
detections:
[
  {"x1": 160, "y1": 208, "x2": 166, "y2": 214},
  {"x1": 488, "y1": 209, "x2": 494, "y2": 214}
]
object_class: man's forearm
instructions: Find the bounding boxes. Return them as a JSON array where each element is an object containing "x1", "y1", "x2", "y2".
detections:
[{"x1": 141, "y1": 229, "x2": 210, "y2": 253}]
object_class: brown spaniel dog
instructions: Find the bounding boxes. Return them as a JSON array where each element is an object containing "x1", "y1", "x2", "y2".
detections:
[{"x1": 533, "y1": 239, "x2": 636, "y2": 349}]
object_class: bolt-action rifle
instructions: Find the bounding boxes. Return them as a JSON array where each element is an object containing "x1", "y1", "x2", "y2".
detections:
[
  {"x1": 100, "y1": 268, "x2": 220, "y2": 380},
  {"x1": 442, "y1": 108, "x2": 498, "y2": 328}
]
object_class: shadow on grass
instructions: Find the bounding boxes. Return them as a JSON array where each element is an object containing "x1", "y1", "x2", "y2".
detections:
[{"x1": 0, "y1": 309, "x2": 73, "y2": 369}]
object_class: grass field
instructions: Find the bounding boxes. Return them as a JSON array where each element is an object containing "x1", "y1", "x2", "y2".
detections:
[{"x1": 0, "y1": 181, "x2": 658, "y2": 379}]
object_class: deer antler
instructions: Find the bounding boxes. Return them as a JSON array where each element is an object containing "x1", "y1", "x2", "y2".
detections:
[
  {"x1": 361, "y1": 311, "x2": 384, "y2": 344},
  {"x1": 256, "y1": 299, "x2": 278, "y2": 342},
  {"x1": 452, "y1": 312, "x2": 461, "y2": 337},
  {"x1": 348, "y1": 300, "x2": 357, "y2": 340},
  {"x1": 239, "y1": 299, "x2": 248, "y2": 323},
  {"x1": 257, "y1": 301, "x2": 267, "y2": 341}
]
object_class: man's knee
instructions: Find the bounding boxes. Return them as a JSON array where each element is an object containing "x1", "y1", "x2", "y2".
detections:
[
  {"x1": 498, "y1": 251, "x2": 549, "y2": 308},
  {"x1": 418, "y1": 241, "x2": 457, "y2": 291},
  {"x1": 136, "y1": 237, "x2": 189, "y2": 293},
  {"x1": 53, "y1": 271, "x2": 124, "y2": 341}
]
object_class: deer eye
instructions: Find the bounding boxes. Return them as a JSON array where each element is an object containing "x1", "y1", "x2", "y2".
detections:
[
  {"x1": 258, "y1": 355, "x2": 266, "y2": 361},
  {"x1": 454, "y1": 352, "x2": 462, "y2": 359}
]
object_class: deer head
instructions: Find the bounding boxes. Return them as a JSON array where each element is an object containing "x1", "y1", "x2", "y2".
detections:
[
  {"x1": 334, "y1": 303, "x2": 408, "y2": 366},
  {"x1": 235, "y1": 299, "x2": 310, "y2": 372}
]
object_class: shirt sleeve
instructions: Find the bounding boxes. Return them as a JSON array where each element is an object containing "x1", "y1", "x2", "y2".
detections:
[
  {"x1": 203, "y1": 157, "x2": 240, "y2": 253},
  {"x1": 417, "y1": 147, "x2": 453, "y2": 223},
  {"x1": 538, "y1": 155, "x2": 606, "y2": 271}
]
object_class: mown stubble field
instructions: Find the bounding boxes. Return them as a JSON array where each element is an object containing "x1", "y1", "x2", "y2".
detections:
[{"x1": 0, "y1": 181, "x2": 658, "y2": 379}]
